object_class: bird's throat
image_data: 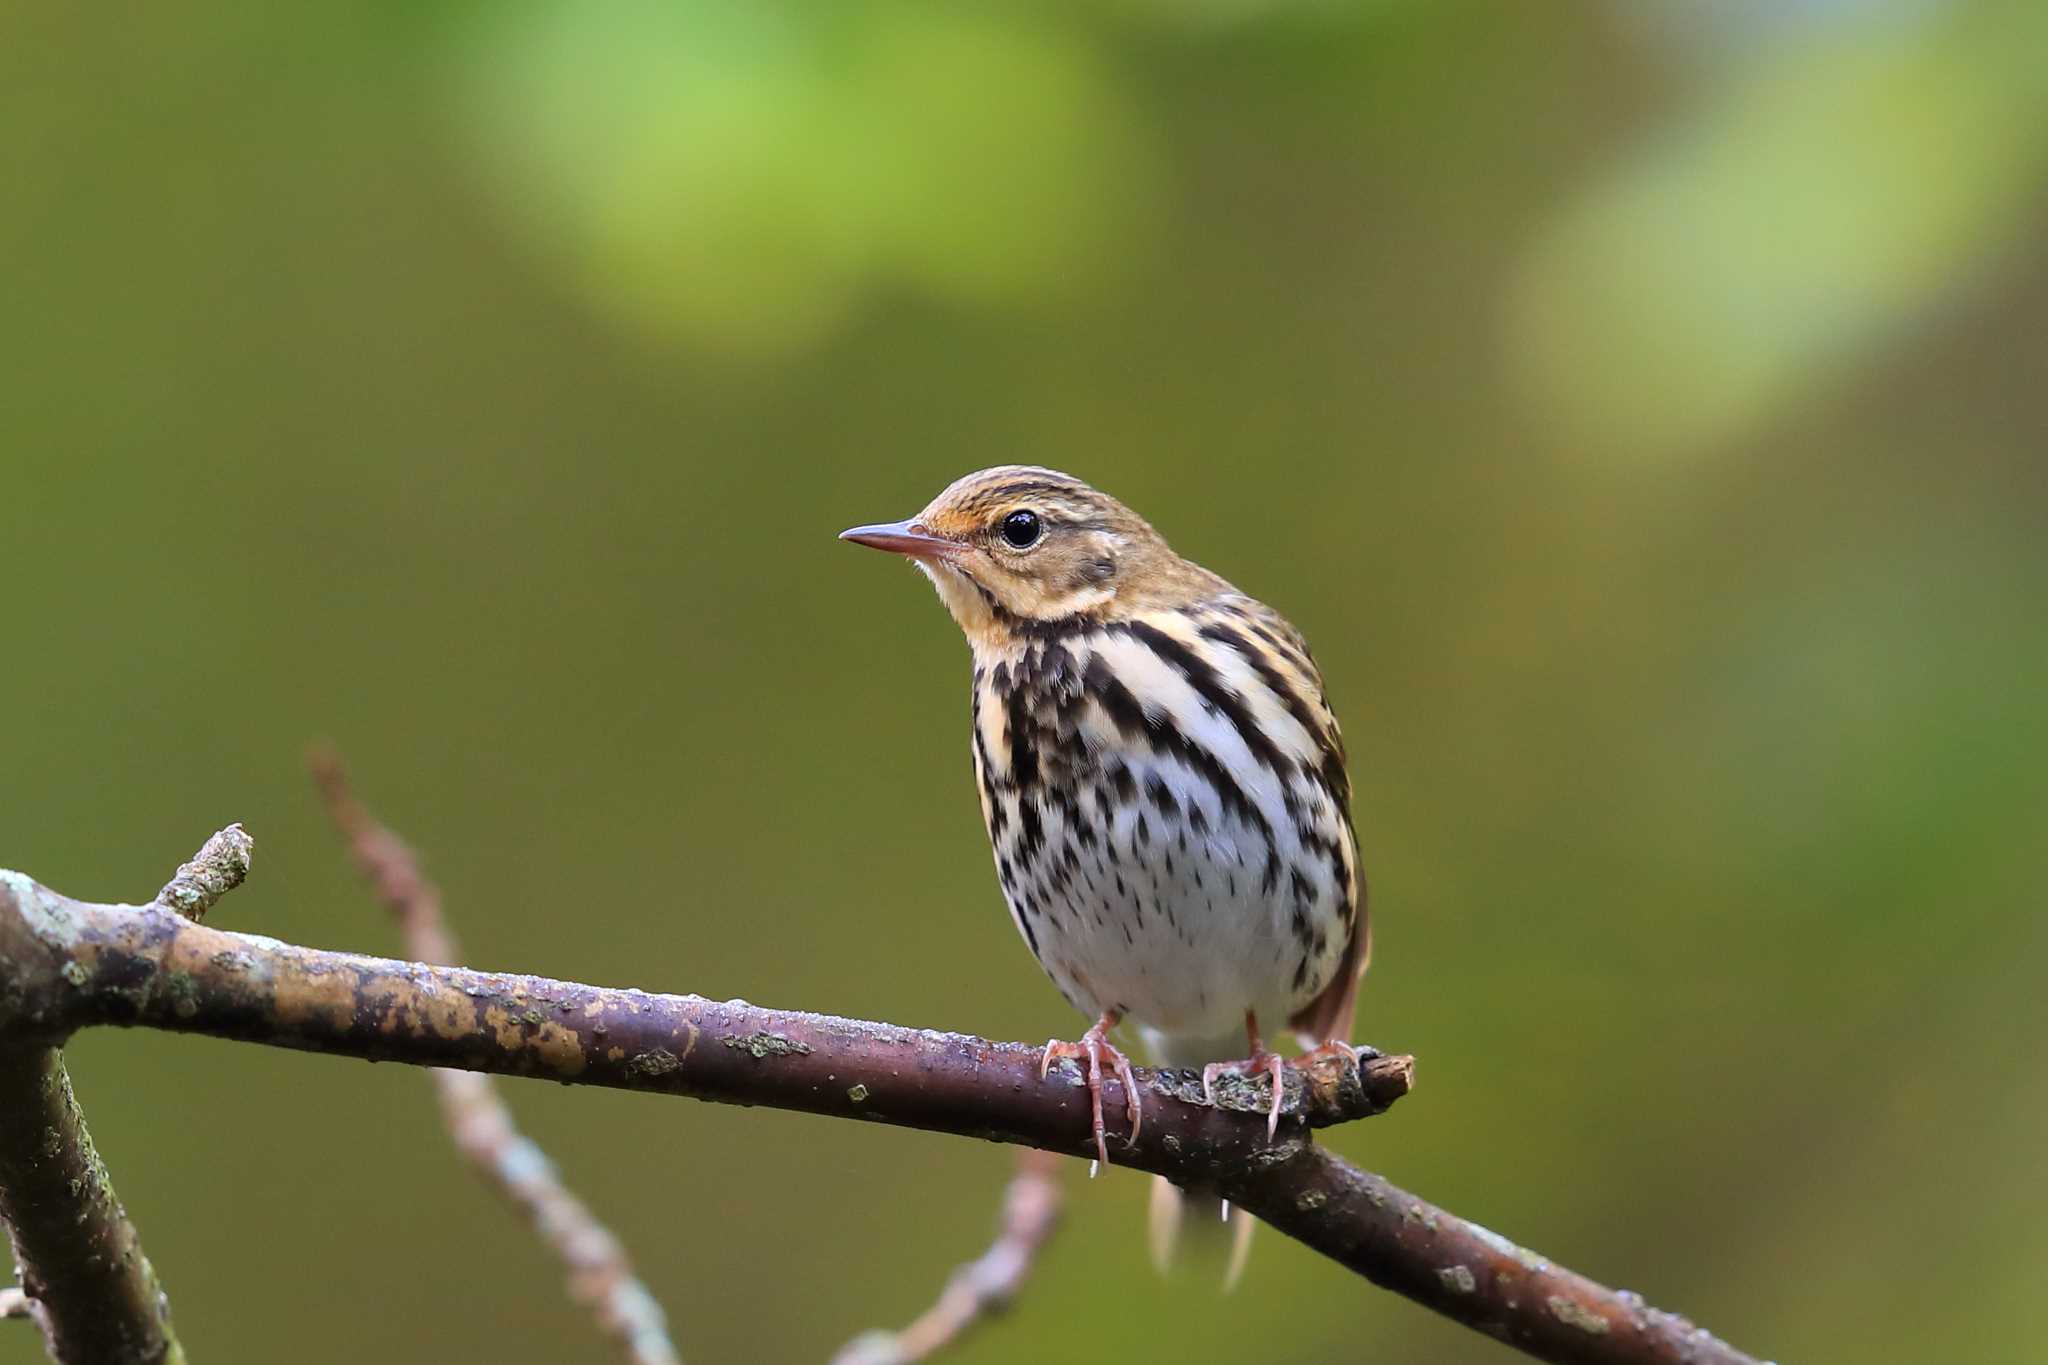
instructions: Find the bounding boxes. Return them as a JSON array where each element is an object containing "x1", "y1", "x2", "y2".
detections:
[{"x1": 916, "y1": 560, "x2": 1001, "y2": 645}]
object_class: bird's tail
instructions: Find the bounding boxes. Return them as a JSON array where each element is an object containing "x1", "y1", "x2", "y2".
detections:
[
  {"x1": 1138, "y1": 1025, "x2": 1257, "y2": 1290},
  {"x1": 1146, "y1": 1173, "x2": 1256, "y2": 1289}
]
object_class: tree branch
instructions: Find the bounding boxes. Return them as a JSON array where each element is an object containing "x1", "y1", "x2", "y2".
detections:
[
  {"x1": 0, "y1": 841, "x2": 214, "y2": 1365},
  {"x1": 0, "y1": 828, "x2": 244, "y2": 1365},
  {"x1": 309, "y1": 749, "x2": 680, "y2": 1365},
  {"x1": 0, "y1": 842, "x2": 1764, "y2": 1365},
  {"x1": 0, "y1": 1046, "x2": 185, "y2": 1365},
  {"x1": 0, "y1": 826, "x2": 246, "y2": 1358}
]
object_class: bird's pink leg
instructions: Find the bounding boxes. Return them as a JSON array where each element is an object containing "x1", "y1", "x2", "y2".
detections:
[
  {"x1": 1040, "y1": 1010, "x2": 1141, "y2": 1171},
  {"x1": 1200, "y1": 1011, "x2": 1288, "y2": 1141}
]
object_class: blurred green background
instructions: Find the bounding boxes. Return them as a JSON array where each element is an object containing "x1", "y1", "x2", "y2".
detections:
[{"x1": 5, "y1": 2, "x2": 2044, "y2": 1362}]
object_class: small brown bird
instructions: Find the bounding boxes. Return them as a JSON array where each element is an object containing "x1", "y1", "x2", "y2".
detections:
[{"x1": 842, "y1": 467, "x2": 1367, "y2": 1264}]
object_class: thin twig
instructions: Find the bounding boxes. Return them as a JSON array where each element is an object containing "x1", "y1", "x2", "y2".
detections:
[
  {"x1": 307, "y1": 747, "x2": 680, "y2": 1365},
  {"x1": 150, "y1": 822, "x2": 253, "y2": 922},
  {"x1": 833, "y1": 1148, "x2": 1065, "y2": 1365},
  {"x1": 0, "y1": 840, "x2": 1764, "y2": 1365}
]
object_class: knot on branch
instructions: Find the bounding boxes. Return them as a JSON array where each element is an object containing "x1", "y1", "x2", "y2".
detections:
[
  {"x1": 1144, "y1": 1046, "x2": 1414, "y2": 1130},
  {"x1": 151, "y1": 824, "x2": 253, "y2": 922}
]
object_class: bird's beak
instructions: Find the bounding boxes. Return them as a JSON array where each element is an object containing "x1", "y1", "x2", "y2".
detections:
[{"x1": 838, "y1": 519, "x2": 963, "y2": 562}]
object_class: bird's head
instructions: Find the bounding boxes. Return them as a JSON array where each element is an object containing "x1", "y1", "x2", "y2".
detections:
[{"x1": 841, "y1": 466, "x2": 1219, "y2": 646}]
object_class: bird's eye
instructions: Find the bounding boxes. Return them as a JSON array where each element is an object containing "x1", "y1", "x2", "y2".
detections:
[{"x1": 1000, "y1": 510, "x2": 1042, "y2": 549}]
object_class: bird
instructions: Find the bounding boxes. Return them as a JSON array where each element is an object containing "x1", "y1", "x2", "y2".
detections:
[{"x1": 840, "y1": 466, "x2": 1367, "y2": 1266}]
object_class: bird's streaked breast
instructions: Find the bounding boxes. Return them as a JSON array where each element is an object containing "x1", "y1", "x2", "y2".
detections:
[{"x1": 965, "y1": 600, "x2": 1357, "y2": 1032}]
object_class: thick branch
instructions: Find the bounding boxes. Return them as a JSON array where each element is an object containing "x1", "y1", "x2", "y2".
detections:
[
  {"x1": 0, "y1": 825, "x2": 252, "y2": 1365},
  {"x1": 0, "y1": 1046, "x2": 183, "y2": 1365},
  {"x1": 0, "y1": 863, "x2": 1762, "y2": 1365},
  {"x1": 0, "y1": 874, "x2": 1406, "y2": 1156}
]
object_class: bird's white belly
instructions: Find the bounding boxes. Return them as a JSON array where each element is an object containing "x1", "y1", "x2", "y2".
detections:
[{"x1": 994, "y1": 744, "x2": 1343, "y2": 1044}]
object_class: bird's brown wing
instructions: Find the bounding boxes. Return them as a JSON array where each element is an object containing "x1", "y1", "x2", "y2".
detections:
[
  {"x1": 1288, "y1": 883, "x2": 1369, "y2": 1046},
  {"x1": 1213, "y1": 597, "x2": 1369, "y2": 1048}
]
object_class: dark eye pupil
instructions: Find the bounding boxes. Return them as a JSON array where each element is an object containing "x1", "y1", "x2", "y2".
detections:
[{"x1": 1001, "y1": 510, "x2": 1041, "y2": 548}]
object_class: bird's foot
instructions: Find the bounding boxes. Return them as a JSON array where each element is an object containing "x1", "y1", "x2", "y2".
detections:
[
  {"x1": 1294, "y1": 1039, "x2": 1359, "y2": 1070},
  {"x1": 1201, "y1": 1050, "x2": 1289, "y2": 1142},
  {"x1": 1289, "y1": 1038, "x2": 1365, "y2": 1115},
  {"x1": 1040, "y1": 1012, "x2": 1141, "y2": 1174}
]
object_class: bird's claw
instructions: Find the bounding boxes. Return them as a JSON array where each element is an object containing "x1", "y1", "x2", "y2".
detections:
[
  {"x1": 1040, "y1": 1014, "x2": 1142, "y2": 1171},
  {"x1": 1201, "y1": 1051, "x2": 1288, "y2": 1141}
]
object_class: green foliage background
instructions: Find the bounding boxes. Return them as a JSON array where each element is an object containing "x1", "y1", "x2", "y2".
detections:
[{"x1": 5, "y1": 4, "x2": 2043, "y2": 1362}]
